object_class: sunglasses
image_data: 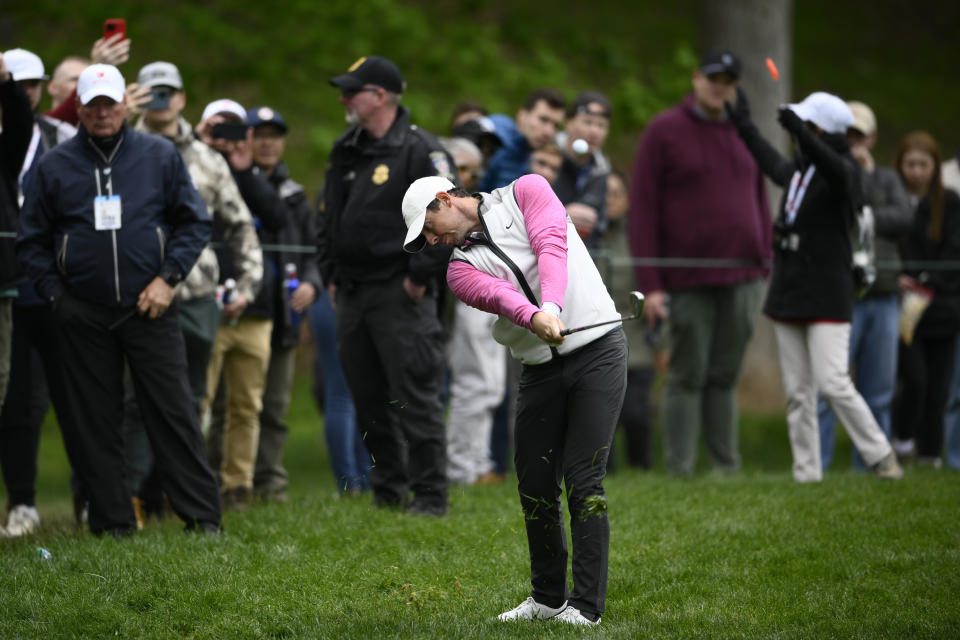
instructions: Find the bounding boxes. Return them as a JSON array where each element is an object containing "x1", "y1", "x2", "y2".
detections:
[{"x1": 341, "y1": 87, "x2": 380, "y2": 99}]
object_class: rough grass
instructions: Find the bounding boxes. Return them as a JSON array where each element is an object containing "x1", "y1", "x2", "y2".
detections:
[{"x1": 2, "y1": 370, "x2": 959, "y2": 638}]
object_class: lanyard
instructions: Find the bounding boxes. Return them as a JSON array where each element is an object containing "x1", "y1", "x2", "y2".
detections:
[
  {"x1": 17, "y1": 124, "x2": 42, "y2": 206},
  {"x1": 784, "y1": 165, "x2": 816, "y2": 225}
]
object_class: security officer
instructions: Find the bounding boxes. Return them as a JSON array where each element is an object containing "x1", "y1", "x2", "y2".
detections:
[
  {"x1": 318, "y1": 55, "x2": 455, "y2": 515},
  {"x1": 17, "y1": 64, "x2": 221, "y2": 536}
]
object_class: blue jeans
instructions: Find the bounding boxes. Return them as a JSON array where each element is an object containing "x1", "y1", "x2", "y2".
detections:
[
  {"x1": 818, "y1": 294, "x2": 898, "y2": 470},
  {"x1": 308, "y1": 290, "x2": 370, "y2": 492},
  {"x1": 944, "y1": 338, "x2": 960, "y2": 470}
]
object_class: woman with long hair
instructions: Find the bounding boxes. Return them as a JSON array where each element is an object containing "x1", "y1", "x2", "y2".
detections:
[{"x1": 893, "y1": 131, "x2": 960, "y2": 467}]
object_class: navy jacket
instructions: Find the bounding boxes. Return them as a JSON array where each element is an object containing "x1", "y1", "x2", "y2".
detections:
[{"x1": 17, "y1": 123, "x2": 211, "y2": 308}]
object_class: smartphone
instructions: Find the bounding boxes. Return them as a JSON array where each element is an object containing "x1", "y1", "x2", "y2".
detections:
[
  {"x1": 211, "y1": 122, "x2": 249, "y2": 141},
  {"x1": 103, "y1": 18, "x2": 127, "y2": 41},
  {"x1": 144, "y1": 87, "x2": 172, "y2": 111}
]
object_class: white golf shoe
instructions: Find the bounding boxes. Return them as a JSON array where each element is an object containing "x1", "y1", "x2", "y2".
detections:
[
  {"x1": 5, "y1": 504, "x2": 40, "y2": 537},
  {"x1": 553, "y1": 605, "x2": 601, "y2": 626},
  {"x1": 497, "y1": 597, "x2": 567, "y2": 621}
]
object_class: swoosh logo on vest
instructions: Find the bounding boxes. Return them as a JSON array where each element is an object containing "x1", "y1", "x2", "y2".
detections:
[{"x1": 505, "y1": 220, "x2": 513, "y2": 229}]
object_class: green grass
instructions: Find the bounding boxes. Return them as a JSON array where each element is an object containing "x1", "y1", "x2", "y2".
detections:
[{"x1": 2, "y1": 359, "x2": 959, "y2": 638}]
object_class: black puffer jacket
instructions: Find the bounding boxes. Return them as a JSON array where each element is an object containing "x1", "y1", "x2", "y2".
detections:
[{"x1": 734, "y1": 109, "x2": 861, "y2": 321}]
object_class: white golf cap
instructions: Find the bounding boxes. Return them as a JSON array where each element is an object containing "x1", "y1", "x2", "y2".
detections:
[
  {"x1": 77, "y1": 64, "x2": 125, "y2": 105},
  {"x1": 137, "y1": 61, "x2": 183, "y2": 90},
  {"x1": 201, "y1": 98, "x2": 247, "y2": 123},
  {"x1": 4, "y1": 48, "x2": 48, "y2": 81},
  {"x1": 402, "y1": 175, "x2": 455, "y2": 253},
  {"x1": 787, "y1": 92, "x2": 854, "y2": 135}
]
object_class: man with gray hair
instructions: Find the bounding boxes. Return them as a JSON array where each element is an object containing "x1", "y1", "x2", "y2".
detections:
[{"x1": 17, "y1": 64, "x2": 221, "y2": 537}]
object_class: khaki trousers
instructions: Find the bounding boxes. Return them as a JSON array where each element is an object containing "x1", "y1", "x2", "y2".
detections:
[
  {"x1": 773, "y1": 321, "x2": 892, "y2": 482},
  {"x1": 204, "y1": 317, "x2": 273, "y2": 490}
]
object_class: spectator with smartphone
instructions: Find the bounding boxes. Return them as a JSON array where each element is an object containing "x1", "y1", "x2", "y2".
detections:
[
  {"x1": 197, "y1": 98, "x2": 286, "y2": 511},
  {"x1": 45, "y1": 33, "x2": 132, "y2": 127},
  {"x1": 17, "y1": 64, "x2": 221, "y2": 536},
  {"x1": 242, "y1": 105, "x2": 320, "y2": 502}
]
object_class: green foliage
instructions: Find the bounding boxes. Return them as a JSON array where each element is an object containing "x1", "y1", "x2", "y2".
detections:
[{"x1": 4, "y1": 0, "x2": 958, "y2": 192}]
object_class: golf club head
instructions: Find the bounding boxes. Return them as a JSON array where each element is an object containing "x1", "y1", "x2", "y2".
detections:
[{"x1": 628, "y1": 291, "x2": 645, "y2": 318}]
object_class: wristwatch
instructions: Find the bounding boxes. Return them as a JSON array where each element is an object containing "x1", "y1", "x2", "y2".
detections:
[{"x1": 159, "y1": 265, "x2": 183, "y2": 288}]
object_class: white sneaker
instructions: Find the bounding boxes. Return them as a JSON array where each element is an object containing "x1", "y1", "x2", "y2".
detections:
[
  {"x1": 497, "y1": 597, "x2": 567, "y2": 621},
  {"x1": 5, "y1": 504, "x2": 40, "y2": 537},
  {"x1": 553, "y1": 605, "x2": 601, "y2": 626}
]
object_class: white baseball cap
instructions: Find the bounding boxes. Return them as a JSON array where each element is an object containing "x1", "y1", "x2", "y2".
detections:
[
  {"x1": 787, "y1": 92, "x2": 854, "y2": 135},
  {"x1": 201, "y1": 98, "x2": 247, "y2": 123},
  {"x1": 402, "y1": 175, "x2": 455, "y2": 253},
  {"x1": 77, "y1": 64, "x2": 125, "y2": 105},
  {"x1": 4, "y1": 48, "x2": 48, "y2": 81}
]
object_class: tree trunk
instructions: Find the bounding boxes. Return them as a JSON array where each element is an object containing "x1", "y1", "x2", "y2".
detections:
[{"x1": 700, "y1": 0, "x2": 794, "y2": 410}]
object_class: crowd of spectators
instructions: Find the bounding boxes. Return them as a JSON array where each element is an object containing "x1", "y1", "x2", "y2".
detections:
[{"x1": 1, "y1": 34, "x2": 958, "y2": 553}]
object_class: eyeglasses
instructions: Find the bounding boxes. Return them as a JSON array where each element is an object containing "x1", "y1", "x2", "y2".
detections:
[{"x1": 341, "y1": 87, "x2": 380, "y2": 99}]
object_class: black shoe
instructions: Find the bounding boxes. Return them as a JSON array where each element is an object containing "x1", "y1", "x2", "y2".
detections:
[
  {"x1": 372, "y1": 493, "x2": 408, "y2": 510},
  {"x1": 102, "y1": 526, "x2": 135, "y2": 539},
  {"x1": 405, "y1": 501, "x2": 448, "y2": 517},
  {"x1": 185, "y1": 521, "x2": 222, "y2": 535},
  {"x1": 221, "y1": 487, "x2": 253, "y2": 512}
]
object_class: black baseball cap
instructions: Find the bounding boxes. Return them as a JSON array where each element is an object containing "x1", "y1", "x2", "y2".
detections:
[
  {"x1": 566, "y1": 90, "x2": 612, "y2": 119},
  {"x1": 329, "y1": 56, "x2": 406, "y2": 94},
  {"x1": 700, "y1": 49, "x2": 741, "y2": 79}
]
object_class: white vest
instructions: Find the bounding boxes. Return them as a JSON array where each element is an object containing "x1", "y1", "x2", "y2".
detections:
[{"x1": 451, "y1": 181, "x2": 618, "y2": 364}]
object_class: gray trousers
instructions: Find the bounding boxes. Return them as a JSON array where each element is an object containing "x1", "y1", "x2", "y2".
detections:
[
  {"x1": 663, "y1": 280, "x2": 763, "y2": 475},
  {"x1": 253, "y1": 344, "x2": 297, "y2": 494}
]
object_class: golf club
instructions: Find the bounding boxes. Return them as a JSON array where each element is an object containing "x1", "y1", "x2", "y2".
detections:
[{"x1": 559, "y1": 291, "x2": 644, "y2": 336}]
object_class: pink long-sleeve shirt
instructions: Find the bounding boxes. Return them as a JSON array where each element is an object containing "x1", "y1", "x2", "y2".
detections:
[{"x1": 447, "y1": 174, "x2": 568, "y2": 330}]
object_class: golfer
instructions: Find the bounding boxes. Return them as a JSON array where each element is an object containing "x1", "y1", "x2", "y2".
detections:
[{"x1": 402, "y1": 173, "x2": 627, "y2": 626}]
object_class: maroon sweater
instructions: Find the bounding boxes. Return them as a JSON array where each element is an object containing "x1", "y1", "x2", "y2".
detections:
[{"x1": 628, "y1": 94, "x2": 772, "y2": 293}]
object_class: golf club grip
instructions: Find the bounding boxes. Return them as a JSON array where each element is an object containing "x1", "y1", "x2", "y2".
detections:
[{"x1": 559, "y1": 315, "x2": 639, "y2": 336}]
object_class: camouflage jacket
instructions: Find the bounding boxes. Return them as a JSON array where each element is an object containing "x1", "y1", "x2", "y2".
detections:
[{"x1": 134, "y1": 117, "x2": 262, "y2": 301}]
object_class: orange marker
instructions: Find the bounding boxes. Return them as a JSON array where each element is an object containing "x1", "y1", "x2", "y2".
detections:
[{"x1": 766, "y1": 57, "x2": 780, "y2": 81}]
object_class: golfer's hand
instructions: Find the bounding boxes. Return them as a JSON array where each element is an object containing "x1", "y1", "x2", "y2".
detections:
[
  {"x1": 0, "y1": 53, "x2": 9, "y2": 83},
  {"x1": 532, "y1": 311, "x2": 565, "y2": 346},
  {"x1": 137, "y1": 277, "x2": 174, "y2": 319},
  {"x1": 403, "y1": 276, "x2": 426, "y2": 303},
  {"x1": 644, "y1": 290, "x2": 668, "y2": 329}
]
